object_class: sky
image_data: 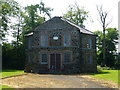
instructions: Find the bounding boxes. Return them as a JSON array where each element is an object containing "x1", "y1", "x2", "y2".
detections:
[
  {"x1": 15, "y1": 0, "x2": 119, "y2": 31},
  {"x1": 8, "y1": 0, "x2": 119, "y2": 45}
]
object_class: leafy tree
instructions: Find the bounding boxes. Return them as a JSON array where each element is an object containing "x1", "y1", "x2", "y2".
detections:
[
  {"x1": 94, "y1": 28, "x2": 119, "y2": 67},
  {"x1": 23, "y1": 1, "x2": 53, "y2": 32},
  {"x1": 0, "y1": 0, "x2": 20, "y2": 40},
  {"x1": 2, "y1": 42, "x2": 25, "y2": 69},
  {"x1": 2, "y1": 1, "x2": 53, "y2": 70},
  {"x1": 63, "y1": 3, "x2": 88, "y2": 27}
]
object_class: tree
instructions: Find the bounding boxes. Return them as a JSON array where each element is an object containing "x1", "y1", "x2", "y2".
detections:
[
  {"x1": 94, "y1": 28, "x2": 119, "y2": 67},
  {"x1": 63, "y1": 3, "x2": 88, "y2": 28},
  {"x1": 23, "y1": 1, "x2": 53, "y2": 32},
  {"x1": 96, "y1": 5, "x2": 112, "y2": 66},
  {"x1": 0, "y1": 0, "x2": 20, "y2": 41}
]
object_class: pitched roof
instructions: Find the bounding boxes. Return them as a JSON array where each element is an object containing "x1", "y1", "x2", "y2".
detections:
[
  {"x1": 26, "y1": 16, "x2": 95, "y2": 36},
  {"x1": 60, "y1": 17, "x2": 95, "y2": 35}
]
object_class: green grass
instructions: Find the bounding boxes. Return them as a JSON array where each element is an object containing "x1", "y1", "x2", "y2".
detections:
[
  {"x1": 89, "y1": 70, "x2": 119, "y2": 84},
  {"x1": 1, "y1": 69, "x2": 25, "y2": 78},
  {"x1": 1, "y1": 85, "x2": 15, "y2": 89},
  {"x1": 1, "y1": 69, "x2": 25, "y2": 89}
]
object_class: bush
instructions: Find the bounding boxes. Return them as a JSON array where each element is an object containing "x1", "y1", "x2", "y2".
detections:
[
  {"x1": 97, "y1": 65, "x2": 113, "y2": 73},
  {"x1": 97, "y1": 65, "x2": 103, "y2": 73}
]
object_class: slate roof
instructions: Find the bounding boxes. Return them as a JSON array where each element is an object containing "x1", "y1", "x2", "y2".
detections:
[
  {"x1": 60, "y1": 17, "x2": 95, "y2": 35},
  {"x1": 26, "y1": 16, "x2": 95, "y2": 36}
]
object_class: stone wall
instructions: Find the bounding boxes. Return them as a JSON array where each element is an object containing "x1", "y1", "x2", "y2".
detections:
[{"x1": 25, "y1": 17, "x2": 97, "y2": 73}]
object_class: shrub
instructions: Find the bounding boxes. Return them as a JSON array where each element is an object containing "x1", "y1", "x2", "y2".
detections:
[{"x1": 97, "y1": 65, "x2": 103, "y2": 73}]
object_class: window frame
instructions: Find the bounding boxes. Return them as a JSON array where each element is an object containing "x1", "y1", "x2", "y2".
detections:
[{"x1": 41, "y1": 54, "x2": 48, "y2": 64}]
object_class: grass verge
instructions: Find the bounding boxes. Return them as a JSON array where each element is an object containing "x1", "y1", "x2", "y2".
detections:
[
  {"x1": 1, "y1": 69, "x2": 25, "y2": 78},
  {"x1": 89, "y1": 70, "x2": 119, "y2": 84},
  {"x1": 1, "y1": 69, "x2": 25, "y2": 89}
]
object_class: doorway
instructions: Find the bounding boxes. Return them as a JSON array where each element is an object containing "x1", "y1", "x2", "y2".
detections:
[{"x1": 50, "y1": 53, "x2": 61, "y2": 71}]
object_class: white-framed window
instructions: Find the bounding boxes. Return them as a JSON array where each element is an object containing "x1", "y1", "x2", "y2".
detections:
[
  {"x1": 41, "y1": 54, "x2": 48, "y2": 64},
  {"x1": 64, "y1": 53, "x2": 71, "y2": 64},
  {"x1": 88, "y1": 55, "x2": 92, "y2": 64}
]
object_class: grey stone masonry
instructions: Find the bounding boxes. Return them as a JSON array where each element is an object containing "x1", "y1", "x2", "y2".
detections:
[{"x1": 25, "y1": 16, "x2": 97, "y2": 73}]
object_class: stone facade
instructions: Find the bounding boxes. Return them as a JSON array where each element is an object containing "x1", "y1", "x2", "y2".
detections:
[{"x1": 25, "y1": 17, "x2": 97, "y2": 73}]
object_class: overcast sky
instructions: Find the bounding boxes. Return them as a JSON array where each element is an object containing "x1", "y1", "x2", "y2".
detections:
[
  {"x1": 8, "y1": 0, "x2": 119, "y2": 43},
  {"x1": 16, "y1": 0, "x2": 119, "y2": 31}
]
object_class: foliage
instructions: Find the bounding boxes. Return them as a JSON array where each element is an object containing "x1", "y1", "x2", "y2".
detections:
[
  {"x1": 0, "y1": 0, "x2": 21, "y2": 40},
  {"x1": 23, "y1": 1, "x2": 53, "y2": 32},
  {"x1": 96, "y1": 5, "x2": 112, "y2": 67},
  {"x1": 1, "y1": 69, "x2": 24, "y2": 78},
  {"x1": 94, "y1": 28, "x2": 119, "y2": 68},
  {"x1": 89, "y1": 70, "x2": 119, "y2": 84},
  {"x1": 63, "y1": 3, "x2": 88, "y2": 27},
  {"x1": 2, "y1": 42, "x2": 25, "y2": 69},
  {"x1": 97, "y1": 65, "x2": 113, "y2": 73},
  {"x1": 2, "y1": 1, "x2": 53, "y2": 70}
]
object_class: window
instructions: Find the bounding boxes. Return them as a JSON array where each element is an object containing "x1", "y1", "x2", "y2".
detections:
[
  {"x1": 64, "y1": 53, "x2": 71, "y2": 64},
  {"x1": 88, "y1": 55, "x2": 92, "y2": 64},
  {"x1": 64, "y1": 33, "x2": 70, "y2": 46},
  {"x1": 41, "y1": 54, "x2": 48, "y2": 64},
  {"x1": 53, "y1": 36, "x2": 59, "y2": 40},
  {"x1": 41, "y1": 34, "x2": 48, "y2": 47},
  {"x1": 87, "y1": 38, "x2": 92, "y2": 48},
  {"x1": 49, "y1": 35, "x2": 62, "y2": 46}
]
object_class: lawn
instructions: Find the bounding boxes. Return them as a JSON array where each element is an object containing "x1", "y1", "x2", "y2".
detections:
[
  {"x1": 1, "y1": 69, "x2": 25, "y2": 89},
  {"x1": 1, "y1": 85, "x2": 15, "y2": 90},
  {"x1": 89, "y1": 70, "x2": 119, "y2": 84},
  {"x1": 1, "y1": 69, "x2": 25, "y2": 78}
]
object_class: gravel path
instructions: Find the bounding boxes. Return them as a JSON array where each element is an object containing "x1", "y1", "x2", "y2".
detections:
[{"x1": 1, "y1": 74, "x2": 110, "y2": 88}]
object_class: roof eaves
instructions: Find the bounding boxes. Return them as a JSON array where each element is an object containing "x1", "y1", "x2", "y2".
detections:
[
  {"x1": 25, "y1": 32, "x2": 33, "y2": 37},
  {"x1": 61, "y1": 17, "x2": 95, "y2": 35}
]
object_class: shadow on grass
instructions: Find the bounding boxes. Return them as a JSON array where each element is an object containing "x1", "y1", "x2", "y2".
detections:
[{"x1": 31, "y1": 71, "x2": 110, "y2": 75}]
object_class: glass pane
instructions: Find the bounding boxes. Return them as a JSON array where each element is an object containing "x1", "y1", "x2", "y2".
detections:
[{"x1": 42, "y1": 54, "x2": 47, "y2": 62}]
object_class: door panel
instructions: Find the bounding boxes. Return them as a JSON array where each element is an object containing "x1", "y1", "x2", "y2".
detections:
[
  {"x1": 56, "y1": 54, "x2": 61, "y2": 70},
  {"x1": 50, "y1": 54, "x2": 55, "y2": 70},
  {"x1": 50, "y1": 53, "x2": 61, "y2": 70}
]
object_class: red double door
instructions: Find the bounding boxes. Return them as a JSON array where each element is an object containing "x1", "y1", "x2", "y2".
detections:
[{"x1": 50, "y1": 53, "x2": 61, "y2": 71}]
